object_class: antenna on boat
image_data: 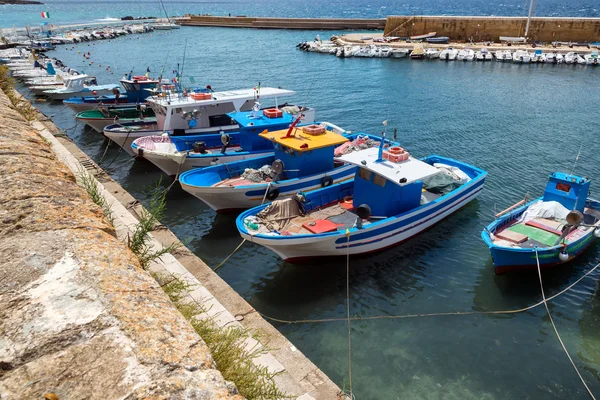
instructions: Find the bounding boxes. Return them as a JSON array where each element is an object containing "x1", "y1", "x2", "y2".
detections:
[{"x1": 568, "y1": 142, "x2": 584, "y2": 178}]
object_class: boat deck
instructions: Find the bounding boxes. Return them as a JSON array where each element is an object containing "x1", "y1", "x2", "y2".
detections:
[{"x1": 492, "y1": 207, "x2": 600, "y2": 249}]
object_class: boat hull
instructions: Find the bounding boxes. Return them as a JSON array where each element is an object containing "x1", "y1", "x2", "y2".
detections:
[
  {"x1": 45, "y1": 88, "x2": 116, "y2": 101},
  {"x1": 238, "y1": 161, "x2": 486, "y2": 261},
  {"x1": 181, "y1": 161, "x2": 356, "y2": 212},
  {"x1": 487, "y1": 232, "x2": 597, "y2": 275},
  {"x1": 138, "y1": 147, "x2": 274, "y2": 177}
]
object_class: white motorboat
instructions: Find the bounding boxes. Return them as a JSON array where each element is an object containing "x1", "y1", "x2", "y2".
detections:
[
  {"x1": 391, "y1": 48, "x2": 410, "y2": 58},
  {"x1": 545, "y1": 53, "x2": 559, "y2": 63},
  {"x1": 530, "y1": 50, "x2": 546, "y2": 63},
  {"x1": 475, "y1": 48, "x2": 493, "y2": 61},
  {"x1": 424, "y1": 48, "x2": 440, "y2": 59},
  {"x1": 457, "y1": 49, "x2": 475, "y2": 61},
  {"x1": 512, "y1": 50, "x2": 531, "y2": 63},
  {"x1": 494, "y1": 50, "x2": 512, "y2": 62},
  {"x1": 585, "y1": 51, "x2": 600, "y2": 65},
  {"x1": 439, "y1": 47, "x2": 458, "y2": 60},
  {"x1": 43, "y1": 75, "x2": 119, "y2": 101},
  {"x1": 576, "y1": 54, "x2": 587, "y2": 65},
  {"x1": 564, "y1": 52, "x2": 579, "y2": 64}
]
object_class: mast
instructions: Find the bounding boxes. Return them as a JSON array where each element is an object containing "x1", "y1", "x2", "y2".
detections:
[{"x1": 524, "y1": 0, "x2": 535, "y2": 39}]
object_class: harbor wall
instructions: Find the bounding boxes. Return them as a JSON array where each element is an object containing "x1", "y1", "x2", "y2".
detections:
[
  {"x1": 0, "y1": 89, "x2": 242, "y2": 398},
  {"x1": 384, "y1": 16, "x2": 600, "y2": 42},
  {"x1": 0, "y1": 81, "x2": 341, "y2": 399},
  {"x1": 179, "y1": 15, "x2": 386, "y2": 30}
]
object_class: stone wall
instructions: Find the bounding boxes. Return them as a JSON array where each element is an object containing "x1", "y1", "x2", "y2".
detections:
[
  {"x1": 384, "y1": 16, "x2": 600, "y2": 42},
  {"x1": 0, "y1": 89, "x2": 242, "y2": 399},
  {"x1": 180, "y1": 15, "x2": 386, "y2": 30}
]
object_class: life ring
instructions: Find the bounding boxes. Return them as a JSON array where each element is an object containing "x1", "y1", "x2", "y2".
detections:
[
  {"x1": 302, "y1": 124, "x2": 327, "y2": 135},
  {"x1": 266, "y1": 187, "x2": 280, "y2": 201},
  {"x1": 321, "y1": 175, "x2": 333, "y2": 187}
]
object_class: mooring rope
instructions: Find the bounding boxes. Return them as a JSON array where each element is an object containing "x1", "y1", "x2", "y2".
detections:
[
  {"x1": 534, "y1": 248, "x2": 597, "y2": 400},
  {"x1": 212, "y1": 182, "x2": 273, "y2": 272},
  {"x1": 345, "y1": 231, "x2": 354, "y2": 399},
  {"x1": 254, "y1": 260, "x2": 600, "y2": 324}
]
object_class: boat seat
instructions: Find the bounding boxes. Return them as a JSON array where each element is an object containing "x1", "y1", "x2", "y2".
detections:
[
  {"x1": 495, "y1": 229, "x2": 528, "y2": 244},
  {"x1": 525, "y1": 218, "x2": 563, "y2": 235}
]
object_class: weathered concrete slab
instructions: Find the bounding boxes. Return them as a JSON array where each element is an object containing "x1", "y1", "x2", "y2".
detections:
[{"x1": 0, "y1": 89, "x2": 242, "y2": 399}]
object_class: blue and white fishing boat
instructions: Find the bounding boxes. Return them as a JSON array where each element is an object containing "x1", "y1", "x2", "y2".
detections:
[
  {"x1": 179, "y1": 124, "x2": 389, "y2": 213},
  {"x1": 43, "y1": 74, "x2": 120, "y2": 101},
  {"x1": 482, "y1": 172, "x2": 600, "y2": 274},
  {"x1": 105, "y1": 86, "x2": 302, "y2": 157},
  {"x1": 64, "y1": 76, "x2": 158, "y2": 112},
  {"x1": 236, "y1": 139, "x2": 487, "y2": 261},
  {"x1": 132, "y1": 107, "x2": 315, "y2": 176}
]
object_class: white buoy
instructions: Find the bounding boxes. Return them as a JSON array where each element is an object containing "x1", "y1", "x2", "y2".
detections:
[
  {"x1": 559, "y1": 251, "x2": 569, "y2": 261},
  {"x1": 594, "y1": 228, "x2": 600, "y2": 238}
]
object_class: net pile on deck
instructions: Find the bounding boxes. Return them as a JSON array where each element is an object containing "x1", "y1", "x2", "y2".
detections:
[
  {"x1": 241, "y1": 165, "x2": 277, "y2": 183},
  {"x1": 334, "y1": 135, "x2": 382, "y2": 157}
]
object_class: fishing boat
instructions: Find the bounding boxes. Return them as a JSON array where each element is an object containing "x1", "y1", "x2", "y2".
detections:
[
  {"x1": 482, "y1": 172, "x2": 600, "y2": 274},
  {"x1": 410, "y1": 32, "x2": 437, "y2": 41},
  {"x1": 75, "y1": 105, "x2": 155, "y2": 133},
  {"x1": 131, "y1": 107, "x2": 315, "y2": 177},
  {"x1": 104, "y1": 87, "x2": 301, "y2": 156},
  {"x1": 236, "y1": 138, "x2": 487, "y2": 261},
  {"x1": 439, "y1": 47, "x2": 458, "y2": 61},
  {"x1": 43, "y1": 74, "x2": 120, "y2": 101},
  {"x1": 426, "y1": 37, "x2": 449, "y2": 44},
  {"x1": 179, "y1": 123, "x2": 370, "y2": 212},
  {"x1": 63, "y1": 76, "x2": 158, "y2": 112}
]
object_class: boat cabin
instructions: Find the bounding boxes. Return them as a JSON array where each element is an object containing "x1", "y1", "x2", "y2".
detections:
[
  {"x1": 147, "y1": 87, "x2": 296, "y2": 132},
  {"x1": 337, "y1": 144, "x2": 440, "y2": 217},
  {"x1": 258, "y1": 124, "x2": 348, "y2": 179},
  {"x1": 169, "y1": 108, "x2": 299, "y2": 153},
  {"x1": 119, "y1": 77, "x2": 158, "y2": 103},
  {"x1": 61, "y1": 74, "x2": 90, "y2": 91},
  {"x1": 542, "y1": 172, "x2": 590, "y2": 213}
]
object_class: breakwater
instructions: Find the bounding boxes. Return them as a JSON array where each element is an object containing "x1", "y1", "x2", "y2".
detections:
[
  {"x1": 385, "y1": 16, "x2": 600, "y2": 43},
  {"x1": 179, "y1": 15, "x2": 386, "y2": 30},
  {"x1": 177, "y1": 14, "x2": 600, "y2": 43}
]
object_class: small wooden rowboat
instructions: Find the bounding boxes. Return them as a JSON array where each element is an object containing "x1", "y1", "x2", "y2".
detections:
[{"x1": 482, "y1": 172, "x2": 600, "y2": 274}]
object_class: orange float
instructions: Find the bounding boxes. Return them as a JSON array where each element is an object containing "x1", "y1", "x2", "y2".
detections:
[{"x1": 263, "y1": 108, "x2": 283, "y2": 118}]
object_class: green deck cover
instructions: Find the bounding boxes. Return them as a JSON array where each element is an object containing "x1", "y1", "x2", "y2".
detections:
[{"x1": 508, "y1": 224, "x2": 559, "y2": 247}]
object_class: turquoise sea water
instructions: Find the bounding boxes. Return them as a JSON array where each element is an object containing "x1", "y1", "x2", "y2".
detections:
[
  {"x1": 1, "y1": 0, "x2": 600, "y2": 28},
  {"x1": 15, "y1": 22, "x2": 600, "y2": 400}
]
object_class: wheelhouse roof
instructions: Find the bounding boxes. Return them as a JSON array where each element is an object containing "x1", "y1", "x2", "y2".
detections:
[
  {"x1": 259, "y1": 126, "x2": 348, "y2": 152},
  {"x1": 148, "y1": 87, "x2": 295, "y2": 110},
  {"x1": 337, "y1": 147, "x2": 440, "y2": 187}
]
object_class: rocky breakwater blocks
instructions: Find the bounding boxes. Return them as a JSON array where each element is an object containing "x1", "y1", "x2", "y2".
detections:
[{"x1": 0, "y1": 90, "x2": 242, "y2": 399}]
